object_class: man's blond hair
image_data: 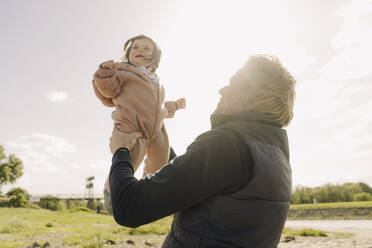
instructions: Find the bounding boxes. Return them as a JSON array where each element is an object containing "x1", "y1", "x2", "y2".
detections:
[{"x1": 239, "y1": 55, "x2": 296, "y2": 127}]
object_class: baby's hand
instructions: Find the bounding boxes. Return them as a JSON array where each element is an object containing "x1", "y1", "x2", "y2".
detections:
[
  {"x1": 176, "y1": 98, "x2": 186, "y2": 109},
  {"x1": 164, "y1": 98, "x2": 186, "y2": 118},
  {"x1": 101, "y1": 60, "x2": 116, "y2": 70}
]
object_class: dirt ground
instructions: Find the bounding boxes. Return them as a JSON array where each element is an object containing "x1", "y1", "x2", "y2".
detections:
[
  {"x1": 278, "y1": 227, "x2": 372, "y2": 248},
  {"x1": 21, "y1": 226, "x2": 372, "y2": 248},
  {"x1": 97, "y1": 228, "x2": 372, "y2": 248}
]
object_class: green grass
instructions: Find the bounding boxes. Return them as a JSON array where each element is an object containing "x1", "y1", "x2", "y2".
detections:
[
  {"x1": 67, "y1": 206, "x2": 94, "y2": 213},
  {"x1": 0, "y1": 241, "x2": 24, "y2": 248},
  {"x1": 62, "y1": 233, "x2": 106, "y2": 247},
  {"x1": 283, "y1": 228, "x2": 327, "y2": 237},
  {"x1": 290, "y1": 201, "x2": 372, "y2": 209},
  {"x1": 1, "y1": 207, "x2": 350, "y2": 247},
  {"x1": 0, "y1": 207, "x2": 172, "y2": 247}
]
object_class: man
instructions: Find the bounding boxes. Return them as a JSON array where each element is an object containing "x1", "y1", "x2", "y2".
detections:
[{"x1": 108, "y1": 55, "x2": 296, "y2": 248}]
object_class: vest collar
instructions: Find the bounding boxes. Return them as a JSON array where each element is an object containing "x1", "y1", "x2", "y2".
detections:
[{"x1": 210, "y1": 112, "x2": 282, "y2": 129}]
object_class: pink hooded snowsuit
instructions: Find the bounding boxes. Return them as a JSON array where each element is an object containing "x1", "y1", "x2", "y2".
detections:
[{"x1": 93, "y1": 61, "x2": 180, "y2": 176}]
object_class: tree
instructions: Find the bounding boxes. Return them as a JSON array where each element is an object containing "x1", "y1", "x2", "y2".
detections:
[
  {"x1": 0, "y1": 145, "x2": 23, "y2": 194},
  {"x1": 291, "y1": 182, "x2": 372, "y2": 203},
  {"x1": 353, "y1": 192, "x2": 372, "y2": 201},
  {"x1": 9, "y1": 194, "x2": 28, "y2": 208},
  {"x1": 0, "y1": 145, "x2": 4, "y2": 196},
  {"x1": 86, "y1": 176, "x2": 95, "y2": 197},
  {"x1": 0, "y1": 146, "x2": 5, "y2": 161},
  {"x1": 6, "y1": 187, "x2": 30, "y2": 200},
  {"x1": 40, "y1": 195, "x2": 65, "y2": 211},
  {"x1": 358, "y1": 182, "x2": 372, "y2": 194},
  {"x1": 86, "y1": 176, "x2": 95, "y2": 210}
]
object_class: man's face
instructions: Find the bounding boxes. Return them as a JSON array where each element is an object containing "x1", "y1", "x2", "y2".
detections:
[
  {"x1": 129, "y1": 38, "x2": 154, "y2": 68},
  {"x1": 214, "y1": 67, "x2": 250, "y2": 114},
  {"x1": 215, "y1": 85, "x2": 232, "y2": 114}
]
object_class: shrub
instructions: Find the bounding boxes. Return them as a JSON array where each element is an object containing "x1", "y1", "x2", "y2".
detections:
[
  {"x1": 68, "y1": 207, "x2": 93, "y2": 213},
  {"x1": 93, "y1": 199, "x2": 104, "y2": 212},
  {"x1": 291, "y1": 182, "x2": 372, "y2": 204},
  {"x1": 27, "y1": 202, "x2": 41, "y2": 209},
  {"x1": 39, "y1": 195, "x2": 66, "y2": 211},
  {"x1": 298, "y1": 229, "x2": 327, "y2": 237},
  {"x1": 0, "y1": 197, "x2": 10, "y2": 207},
  {"x1": 283, "y1": 228, "x2": 327, "y2": 237},
  {"x1": 66, "y1": 199, "x2": 86, "y2": 209},
  {"x1": 9, "y1": 194, "x2": 28, "y2": 208},
  {"x1": 6, "y1": 187, "x2": 30, "y2": 200},
  {"x1": 353, "y1": 192, "x2": 372, "y2": 201}
]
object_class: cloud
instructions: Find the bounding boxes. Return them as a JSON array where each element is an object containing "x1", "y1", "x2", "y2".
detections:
[
  {"x1": 290, "y1": 75, "x2": 372, "y2": 187},
  {"x1": 293, "y1": 77, "x2": 347, "y2": 123},
  {"x1": 16, "y1": 134, "x2": 76, "y2": 157},
  {"x1": 45, "y1": 91, "x2": 68, "y2": 102},
  {"x1": 4, "y1": 133, "x2": 77, "y2": 173},
  {"x1": 321, "y1": 0, "x2": 372, "y2": 80},
  {"x1": 2, "y1": 134, "x2": 113, "y2": 194},
  {"x1": 310, "y1": 85, "x2": 372, "y2": 159}
]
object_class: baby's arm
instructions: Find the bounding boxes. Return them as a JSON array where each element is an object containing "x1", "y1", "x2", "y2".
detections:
[
  {"x1": 164, "y1": 98, "x2": 186, "y2": 118},
  {"x1": 93, "y1": 60, "x2": 123, "y2": 102}
]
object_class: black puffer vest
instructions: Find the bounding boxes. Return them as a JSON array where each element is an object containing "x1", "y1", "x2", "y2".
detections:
[{"x1": 162, "y1": 113, "x2": 292, "y2": 248}]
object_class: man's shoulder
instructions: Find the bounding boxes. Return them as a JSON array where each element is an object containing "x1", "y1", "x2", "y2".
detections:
[
  {"x1": 197, "y1": 128, "x2": 232, "y2": 138},
  {"x1": 185, "y1": 127, "x2": 247, "y2": 166},
  {"x1": 194, "y1": 128, "x2": 241, "y2": 147}
]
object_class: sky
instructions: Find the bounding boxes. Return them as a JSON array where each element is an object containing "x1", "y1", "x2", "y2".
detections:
[{"x1": 0, "y1": 0, "x2": 371, "y2": 196}]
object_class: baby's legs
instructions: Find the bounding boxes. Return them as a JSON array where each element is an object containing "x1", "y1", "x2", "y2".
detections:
[
  {"x1": 104, "y1": 132, "x2": 146, "y2": 189},
  {"x1": 130, "y1": 137, "x2": 147, "y2": 172},
  {"x1": 143, "y1": 125, "x2": 170, "y2": 177},
  {"x1": 113, "y1": 119, "x2": 147, "y2": 172},
  {"x1": 103, "y1": 128, "x2": 147, "y2": 214}
]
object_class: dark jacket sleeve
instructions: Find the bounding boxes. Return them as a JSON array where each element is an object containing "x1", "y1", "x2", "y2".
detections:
[{"x1": 109, "y1": 129, "x2": 253, "y2": 228}]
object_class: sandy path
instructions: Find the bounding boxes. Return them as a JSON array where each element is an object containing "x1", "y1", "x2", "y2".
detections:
[
  {"x1": 278, "y1": 224, "x2": 372, "y2": 248},
  {"x1": 22, "y1": 232, "x2": 372, "y2": 248},
  {"x1": 106, "y1": 229, "x2": 372, "y2": 248},
  {"x1": 278, "y1": 235, "x2": 372, "y2": 248},
  {"x1": 21, "y1": 222, "x2": 372, "y2": 247}
]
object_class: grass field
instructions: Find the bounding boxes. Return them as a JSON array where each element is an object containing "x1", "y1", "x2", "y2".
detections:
[
  {"x1": 290, "y1": 201, "x2": 372, "y2": 209},
  {"x1": 0, "y1": 207, "x2": 172, "y2": 248},
  {"x1": 0, "y1": 207, "x2": 342, "y2": 248}
]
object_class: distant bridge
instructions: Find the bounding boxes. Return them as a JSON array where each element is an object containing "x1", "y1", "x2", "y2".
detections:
[{"x1": 30, "y1": 194, "x2": 103, "y2": 203}]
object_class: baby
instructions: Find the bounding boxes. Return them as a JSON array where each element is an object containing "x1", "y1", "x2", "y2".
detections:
[{"x1": 92, "y1": 34, "x2": 185, "y2": 213}]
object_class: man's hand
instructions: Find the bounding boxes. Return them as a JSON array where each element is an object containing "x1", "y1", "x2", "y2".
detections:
[{"x1": 109, "y1": 128, "x2": 143, "y2": 154}]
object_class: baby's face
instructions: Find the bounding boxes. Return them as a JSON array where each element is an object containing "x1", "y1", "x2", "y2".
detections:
[{"x1": 129, "y1": 38, "x2": 154, "y2": 68}]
